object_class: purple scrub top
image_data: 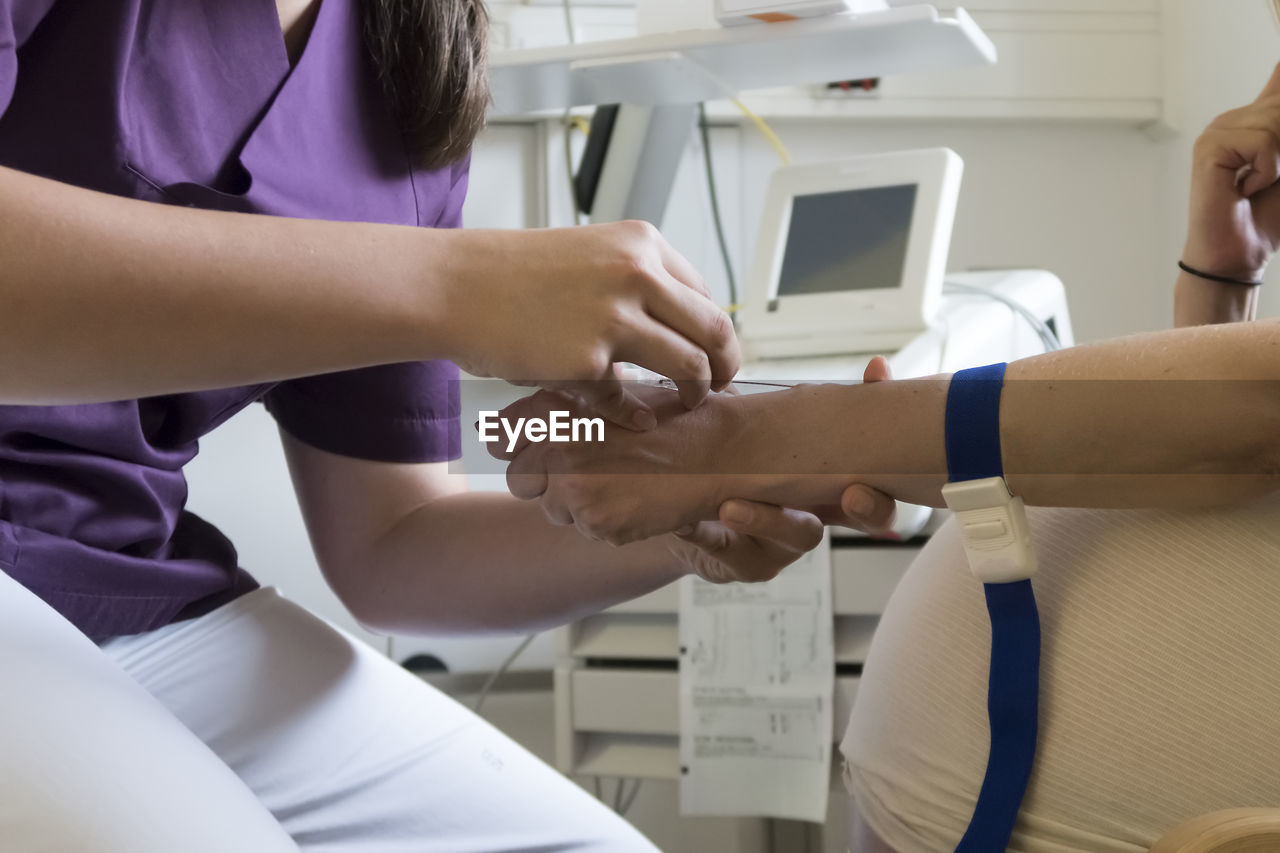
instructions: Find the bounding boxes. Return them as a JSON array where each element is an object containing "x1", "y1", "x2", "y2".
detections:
[{"x1": 0, "y1": 0, "x2": 467, "y2": 639}]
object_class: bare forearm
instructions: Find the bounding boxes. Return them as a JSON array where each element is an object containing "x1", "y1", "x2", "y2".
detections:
[
  {"x1": 734, "y1": 320, "x2": 1280, "y2": 510},
  {"x1": 1173, "y1": 270, "x2": 1259, "y2": 327},
  {"x1": 0, "y1": 164, "x2": 470, "y2": 403},
  {"x1": 344, "y1": 492, "x2": 688, "y2": 635}
]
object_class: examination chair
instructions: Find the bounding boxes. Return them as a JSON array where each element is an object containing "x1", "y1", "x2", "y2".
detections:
[{"x1": 1150, "y1": 809, "x2": 1280, "y2": 852}]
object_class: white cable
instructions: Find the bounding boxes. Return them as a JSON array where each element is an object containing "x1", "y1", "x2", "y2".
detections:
[
  {"x1": 943, "y1": 281, "x2": 1063, "y2": 352},
  {"x1": 619, "y1": 778, "x2": 643, "y2": 815},
  {"x1": 944, "y1": 282, "x2": 1057, "y2": 349},
  {"x1": 471, "y1": 633, "x2": 536, "y2": 715},
  {"x1": 591, "y1": 776, "x2": 642, "y2": 815},
  {"x1": 561, "y1": 0, "x2": 574, "y2": 39},
  {"x1": 934, "y1": 310, "x2": 957, "y2": 376}
]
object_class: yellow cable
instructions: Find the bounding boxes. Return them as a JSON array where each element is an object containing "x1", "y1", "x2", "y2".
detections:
[
  {"x1": 731, "y1": 97, "x2": 791, "y2": 165},
  {"x1": 722, "y1": 100, "x2": 786, "y2": 314}
]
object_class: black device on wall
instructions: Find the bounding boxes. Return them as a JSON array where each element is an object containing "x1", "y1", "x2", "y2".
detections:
[{"x1": 572, "y1": 104, "x2": 620, "y2": 216}]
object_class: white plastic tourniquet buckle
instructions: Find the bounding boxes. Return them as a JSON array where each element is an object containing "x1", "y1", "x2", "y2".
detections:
[{"x1": 941, "y1": 476, "x2": 1038, "y2": 585}]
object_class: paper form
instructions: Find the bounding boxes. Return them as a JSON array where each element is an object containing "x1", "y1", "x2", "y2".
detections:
[{"x1": 678, "y1": 533, "x2": 834, "y2": 823}]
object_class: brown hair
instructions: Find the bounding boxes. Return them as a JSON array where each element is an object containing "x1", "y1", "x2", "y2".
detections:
[{"x1": 361, "y1": 0, "x2": 491, "y2": 170}]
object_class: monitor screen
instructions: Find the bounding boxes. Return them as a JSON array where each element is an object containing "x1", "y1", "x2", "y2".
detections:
[{"x1": 774, "y1": 184, "x2": 918, "y2": 298}]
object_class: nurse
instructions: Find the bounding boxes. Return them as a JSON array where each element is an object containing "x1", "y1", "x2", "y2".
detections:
[{"x1": 0, "y1": 1, "x2": 838, "y2": 851}]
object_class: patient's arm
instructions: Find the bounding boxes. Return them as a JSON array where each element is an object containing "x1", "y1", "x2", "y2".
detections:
[{"x1": 495, "y1": 318, "x2": 1280, "y2": 545}]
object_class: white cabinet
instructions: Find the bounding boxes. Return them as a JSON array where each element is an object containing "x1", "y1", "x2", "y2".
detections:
[{"x1": 553, "y1": 542, "x2": 918, "y2": 780}]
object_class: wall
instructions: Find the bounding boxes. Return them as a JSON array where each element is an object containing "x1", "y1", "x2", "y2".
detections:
[
  {"x1": 732, "y1": 120, "x2": 1170, "y2": 342},
  {"x1": 705, "y1": 1, "x2": 1280, "y2": 345}
]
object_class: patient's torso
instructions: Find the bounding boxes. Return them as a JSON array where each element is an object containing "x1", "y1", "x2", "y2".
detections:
[{"x1": 842, "y1": 493, "x2": 1280, "y2": 852}]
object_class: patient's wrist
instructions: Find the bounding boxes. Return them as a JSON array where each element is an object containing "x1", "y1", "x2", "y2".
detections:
[
  {"x1": 1181, "y1": 238, "x2": 1268, "y2": 285},
  {"x1": 719, "y1": 385, "x2": 861, "y2": 508},
  {"x1": 720, "y1": 379, "x2": 950, "y2": 510}
]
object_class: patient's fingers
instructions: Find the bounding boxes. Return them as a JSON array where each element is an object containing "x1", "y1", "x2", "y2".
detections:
[
  {"x1": 486, "y1": 390, "x2": 576, "y2": 461},
  {"x1": 506, "y1": 472, "x2": 549, "y2": 502},
  {"x1": 539, "y1": 487, "x2": 575, "y2": 528},
  {"x1": 505, "y1": 445, "x2": 549, "y2": 500},
  {"x1": 717, "y1": 500, "x2": 825, "y2": 554}
]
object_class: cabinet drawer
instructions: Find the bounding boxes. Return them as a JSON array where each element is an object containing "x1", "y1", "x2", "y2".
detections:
[{"x1": 569, "y1": 668, "x2": 862, "y2": 741}]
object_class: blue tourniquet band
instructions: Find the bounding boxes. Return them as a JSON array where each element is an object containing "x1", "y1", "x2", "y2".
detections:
[
  {"x1": 944, "y1": 362, "x2": 1007, "y2": 482},
  {"x1": 956, "y1": 580, "x2": 1040, "y2": 853},
  {"x1": 946, "y1": 363, "x2": 1042, "y2": 853}
]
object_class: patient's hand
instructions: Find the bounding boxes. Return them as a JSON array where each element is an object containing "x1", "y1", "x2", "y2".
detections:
[
  {"x1": 489, "y1": 383, "x2": 837, "y2": 583},
  {"x1": 489, "y1": 356, "x2": 901, "y2": 547},
  {"x1": 491, "y1": 383, "x2": 741, "y2": 545}
]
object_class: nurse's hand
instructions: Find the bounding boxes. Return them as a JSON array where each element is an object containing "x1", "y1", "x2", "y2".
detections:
[
  {"x1": 446, "y1": 221, "x2": 739, "y2": 430},
  {"x1": 1183, "y1": 62, "x2": 1280, "y2": 281}
]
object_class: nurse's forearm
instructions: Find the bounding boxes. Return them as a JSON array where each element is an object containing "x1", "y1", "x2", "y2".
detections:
[
  {"x1": 0, "y1": 164, "x2": 463, "y2": 402},
  {"x1": 2, "y1": 165, "x2": 741, "y2": 412},
  {"x1": 341, "y1": 491, "x2": 687, "y2": 636},
  {"x1": 732, "y1": 319, "x2": 1280, "y2": 510}
]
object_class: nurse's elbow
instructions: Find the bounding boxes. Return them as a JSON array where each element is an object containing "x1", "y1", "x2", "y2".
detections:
[
  {"x1": 328, "y1": 570, "x2": 471, "y2": 637},
  {"x1": 321, "y1": 562, "x2": 400, "y2": 636}
]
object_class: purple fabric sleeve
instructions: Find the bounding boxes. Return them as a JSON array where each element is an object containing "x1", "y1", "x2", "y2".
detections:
[
  {"x1": 264, "y1": 361, "x2": 461, "y2": 464},
  {"x1": 0, "y1": 0, "x2": 58, "y2": 114},
  {"x1": 263, "y1": 155, "x2": 470, "y2": 464}
]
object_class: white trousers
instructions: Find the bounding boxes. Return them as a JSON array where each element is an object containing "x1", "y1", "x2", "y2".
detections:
[{"x1": 0, "y1": 573, "x2": 658, "y2": 852}]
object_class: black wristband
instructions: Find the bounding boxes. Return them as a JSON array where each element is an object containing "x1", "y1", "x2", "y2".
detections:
[{"x1": 1178, "y1": 260, "x2": 1263, "y2": 288}]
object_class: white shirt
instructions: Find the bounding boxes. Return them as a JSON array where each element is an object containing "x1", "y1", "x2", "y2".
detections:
[{"x1": 842, "y1": 492, "x2": 1280, "y2": 852}]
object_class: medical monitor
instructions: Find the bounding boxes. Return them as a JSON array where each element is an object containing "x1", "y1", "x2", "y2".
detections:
[{"x1": 738, "y1": 148, "x2": 962, "y2": 359}]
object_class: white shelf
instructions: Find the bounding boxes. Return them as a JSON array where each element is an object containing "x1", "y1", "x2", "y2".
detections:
[
  {"x1": 488, "y1": 4, "x2": 996, "y2": 114},
  {"x1": 704, "y1": 94, "x2": 1164, "y2": 124}
]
